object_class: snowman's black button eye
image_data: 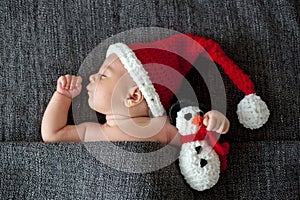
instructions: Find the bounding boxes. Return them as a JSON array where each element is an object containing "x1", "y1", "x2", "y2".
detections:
[
  {"x1": 184, "y1": 113, "x2": 192, "y2": 120},
  {"x1": 195, "y1": 146, "x2": 202, "y2": 154},
  {"x1": 200, "y1": 159, "x2": 208, "y2": 168}
]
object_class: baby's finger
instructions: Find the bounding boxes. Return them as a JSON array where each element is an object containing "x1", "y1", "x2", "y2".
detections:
[
  {"x1": 70, "y1": 75, "x2": 77, "y2": 90},
  {"x1": 216, "y1": 120, "x2": 226, "y2": 133},
  {"x1": 206, "y1": 117, "x2": 217, "y2": 131},
  {"x1": 58, "y1": 76, "x2": 67, "y2": 88},
  {"x1": 65, "y1": 74, "x2": 72, "y2": 89},
  {"x1": 220, "y1": 119, "x2": 230, "y2": 134},
  {"x1": 203, "y1": 113, "x2": 210, "y2": 127},
  {"x1": 76, "y1": 76, "x2": 83, "y2": 87},
  {"x1": 214, "y1": 119, "x2": 224, "y2": 132}
]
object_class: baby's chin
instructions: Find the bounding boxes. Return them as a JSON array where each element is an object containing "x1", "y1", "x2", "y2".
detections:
[
  {"x1": 87, "y1": 101, "x2": 113, "y2": 116},
  {"x1": 87, "y1": 98, "x2": 94, "y2": 110},
  {"x1": 87, "y1": 99, "x2": 102, "y2": 113}
]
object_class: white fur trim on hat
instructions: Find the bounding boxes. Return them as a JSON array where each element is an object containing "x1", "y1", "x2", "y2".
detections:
[
  {"x1": 237, "y1": 94, "x2": 270, "y2": 129},
  {"x1": 106, "y1": 43, "x2": 165, "y2": 117}
]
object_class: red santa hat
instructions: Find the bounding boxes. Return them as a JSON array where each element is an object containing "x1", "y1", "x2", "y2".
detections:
[{"x1": 106, "y1": 33, "x2": 270, "y2": 129}]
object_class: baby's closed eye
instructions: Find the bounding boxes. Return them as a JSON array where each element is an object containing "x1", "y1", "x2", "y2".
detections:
[{"x1": 98, "y1": 73, "x2": 107, "y2": 80}]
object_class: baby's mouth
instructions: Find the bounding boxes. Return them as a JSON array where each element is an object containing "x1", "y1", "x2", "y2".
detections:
[{"x1": 86, "y1": 85, "x2": 92, "y2": 93}]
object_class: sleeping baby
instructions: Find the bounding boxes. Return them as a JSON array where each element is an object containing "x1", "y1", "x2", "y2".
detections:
[{"x1": 41, "y1": 34, "x2": 230, "y2": 144}]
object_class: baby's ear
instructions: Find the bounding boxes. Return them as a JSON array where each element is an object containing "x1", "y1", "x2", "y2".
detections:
[{"x1": 124, "y1": 86, "x2": 144, "y2": 107}]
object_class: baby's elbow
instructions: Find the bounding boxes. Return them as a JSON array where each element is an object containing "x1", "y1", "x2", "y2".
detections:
[{"x1": 41, "y1": 130, "x2": 58, "y2": 143}]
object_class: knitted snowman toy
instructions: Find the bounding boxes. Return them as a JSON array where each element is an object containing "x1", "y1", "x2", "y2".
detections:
[{"x1": 176, "y1": 106, "x2": 230, "y2": 191}]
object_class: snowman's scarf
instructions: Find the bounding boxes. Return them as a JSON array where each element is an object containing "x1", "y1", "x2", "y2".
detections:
[{"x1": 180, "y1": 126, "x2": 230, "y2": 171}]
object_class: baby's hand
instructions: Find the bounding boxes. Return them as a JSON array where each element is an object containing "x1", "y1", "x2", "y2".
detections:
[
  {"x1": 56, "y1": 75, "x2": 82, "y2": 99},
  {"x1": 203, "y1": 110, "x2": 230, "y2": 134}
]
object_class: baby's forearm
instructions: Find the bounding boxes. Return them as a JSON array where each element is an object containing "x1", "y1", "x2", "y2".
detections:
[{"x1": 41, "y1": 92, "x2": 72, "y2": 139}]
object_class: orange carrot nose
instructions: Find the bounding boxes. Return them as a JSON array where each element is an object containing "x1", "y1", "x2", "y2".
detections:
[{"x1": 192, "y1": 115, "x2": 203, "y2": 126}]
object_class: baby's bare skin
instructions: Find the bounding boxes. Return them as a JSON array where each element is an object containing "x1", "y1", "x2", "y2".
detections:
[{"x1": 41, "y1": 54, "x2": 229, "y2": 144}]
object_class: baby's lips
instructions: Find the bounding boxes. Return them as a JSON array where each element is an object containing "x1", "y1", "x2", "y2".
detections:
[
  {"x1": 86, "y1": 85, "x2": 91, "y2": 92},
  {"x1": 192, "y1": 115, "x2": 203, "y2": 126}
]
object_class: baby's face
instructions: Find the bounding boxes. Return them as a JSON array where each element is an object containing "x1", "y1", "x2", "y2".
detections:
[{"x1": 86, "y1": 54, "x2": 136, "y2": 114}]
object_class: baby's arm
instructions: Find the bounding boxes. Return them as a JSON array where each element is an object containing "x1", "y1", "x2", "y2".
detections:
[
  {"x1": 203, "y1": 110, "x2": 230, "y2": 134},
  {"x1": 41, "y1": 75, "x2": 87, "y2": 142}
]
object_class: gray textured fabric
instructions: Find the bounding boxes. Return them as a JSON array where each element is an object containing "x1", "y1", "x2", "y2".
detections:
[
  {"x1": 0, "y1": 0, "x2": 299, "y2": 199},
  {"x1": 0, "y1": 141, "x2": 299, "y2": 199}
]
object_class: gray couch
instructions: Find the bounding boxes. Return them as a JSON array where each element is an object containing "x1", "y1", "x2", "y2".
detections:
[{"x1": 1, "y1": 0, "x2": 299, "y2": 199}]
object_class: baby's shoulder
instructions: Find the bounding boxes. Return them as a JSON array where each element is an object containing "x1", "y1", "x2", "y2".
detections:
[
  {"x1": 81, "y1": 122, "x2": 107, "y2": 141},
  {"x1": 83, "y1": 122, "x2": 128, "y2": 142}
]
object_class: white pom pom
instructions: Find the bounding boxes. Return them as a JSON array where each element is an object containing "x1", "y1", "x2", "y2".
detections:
[{"x1": 237, "y1": 94, "x2": 270, "y2": 129}]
